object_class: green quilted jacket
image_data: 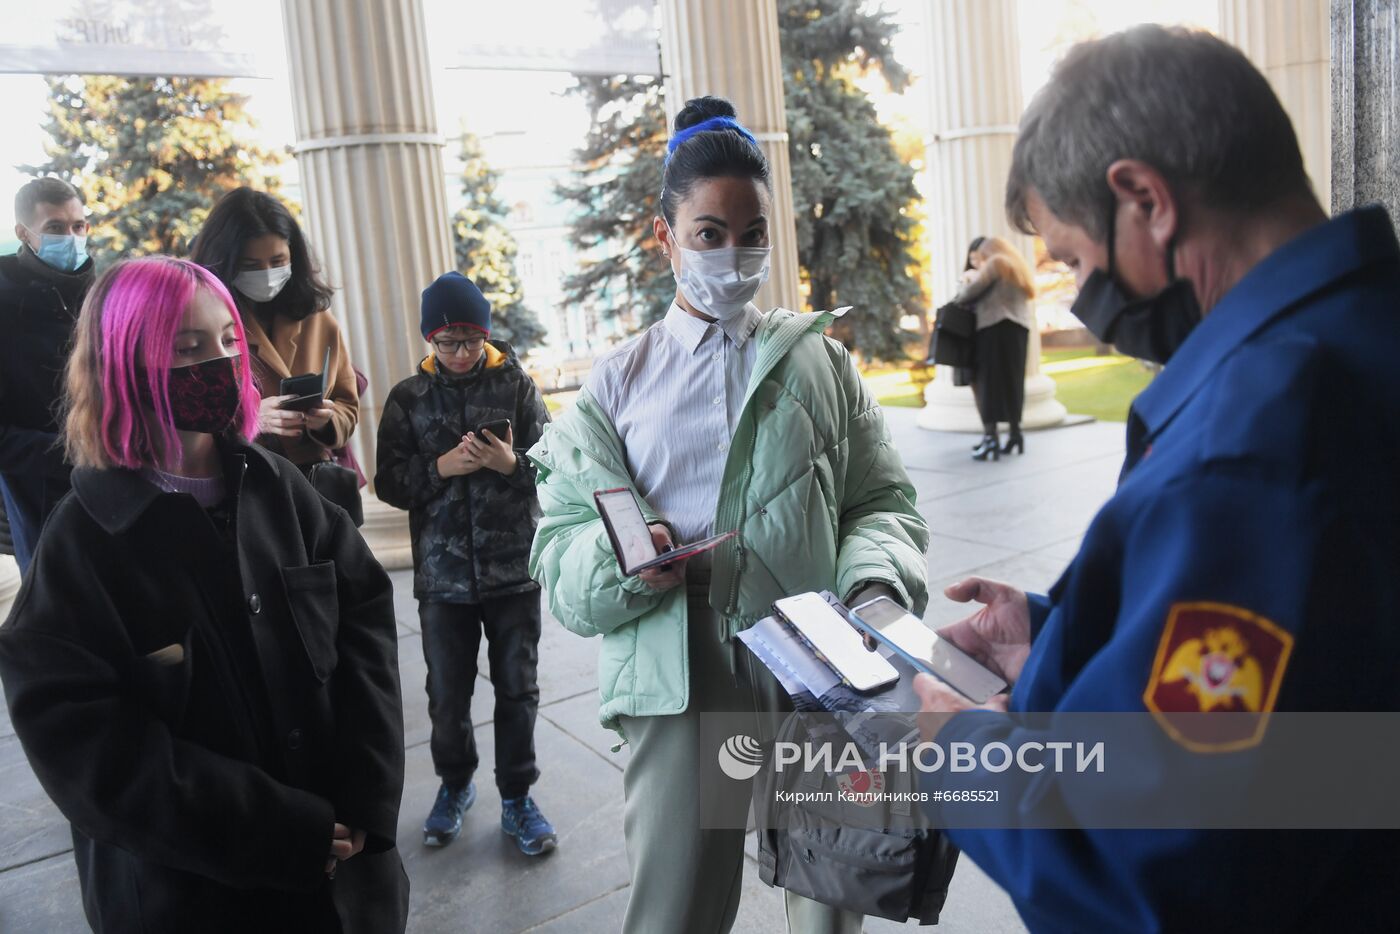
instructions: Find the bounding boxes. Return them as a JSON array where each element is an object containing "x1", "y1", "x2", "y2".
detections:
[{"x1": 527, "y1": 309, "x2": 929, "y2": 733}]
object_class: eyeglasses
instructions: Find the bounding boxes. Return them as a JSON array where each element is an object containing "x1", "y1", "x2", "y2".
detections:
[{"x1": 433, "y1": 337, "x2": 486, "y2": 354}]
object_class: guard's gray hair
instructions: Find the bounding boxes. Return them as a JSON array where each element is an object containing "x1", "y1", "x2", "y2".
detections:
[{"x1": 1006, "y1": 25, "x2": 1309, "y2": 241}]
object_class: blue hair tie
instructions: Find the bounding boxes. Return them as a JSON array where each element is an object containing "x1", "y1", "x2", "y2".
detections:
[{"x1": 665, "y1": 116, "x2": 759, "y2": 162}]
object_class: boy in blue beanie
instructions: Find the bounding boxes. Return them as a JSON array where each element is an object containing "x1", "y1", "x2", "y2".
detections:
[{"x1": 375, "y1": 272, "x2": 556, "y2": 855}]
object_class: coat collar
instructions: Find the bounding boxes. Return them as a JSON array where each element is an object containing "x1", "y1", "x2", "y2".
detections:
[
  {"x1": 240, "y1": 306, "x2": 302, "y2": 379},
  {"x1": 72, "y1": 441, "x2": 280, "y2": 535},
  {"x1": 1131, "y1": 206, "x2": 1399, "y2": 441},
  {"x1": 419, "y1": 339, "x2": 513, "y2": 380},
  {"x1": 11, "y1": 244, "x2": 95, "y2": 301}
]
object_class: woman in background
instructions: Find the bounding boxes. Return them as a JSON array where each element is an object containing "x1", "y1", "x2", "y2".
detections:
[
  {"x1": 956, "y1": 235, "x2": 1036, "y2": 460},
  {"x1": 191, "y1": 187, "x2": 360, "y2": 476}
]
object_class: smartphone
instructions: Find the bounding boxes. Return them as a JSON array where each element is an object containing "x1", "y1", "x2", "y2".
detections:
[
  {"x1": 592, "y1": 487, "x2": 737, "y2": 576},
  {"x1": 280, "y1": 347, "x2": 332, "y2": 411},
  {"x1": 279, "y1": 392, "x2": 324, "y2": 412},
  {"x1": 850, "y1": 595, "x2": 1008, "y2": 703},
  {"x1": 477, "y1": 417, "x2": 511, "y2": 440},
  {"x1": 774, "y1": 592, "x2": 899, "y2": 693}
]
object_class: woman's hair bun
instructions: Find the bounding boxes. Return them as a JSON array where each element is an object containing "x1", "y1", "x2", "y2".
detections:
[{"x1": 674, "y1": 95, "x2": 738, "y2": 132}]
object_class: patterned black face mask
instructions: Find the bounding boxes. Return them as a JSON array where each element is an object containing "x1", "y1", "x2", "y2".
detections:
[{"x1": 156, "y1": 354, "x2": 244, "y2": 433}]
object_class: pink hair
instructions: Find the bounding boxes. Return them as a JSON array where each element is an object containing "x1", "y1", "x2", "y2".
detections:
[{"x1": 70, "y1": 256, "x2": 261, "y2": 470}]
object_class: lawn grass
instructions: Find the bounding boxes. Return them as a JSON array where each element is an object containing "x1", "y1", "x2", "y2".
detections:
[
  {"x1": 863, "y1": 348, "x2": 1155, "y2": 422},
  {"x1": 1047, "y1": 354, "x2": 1155, "y2": 422}
]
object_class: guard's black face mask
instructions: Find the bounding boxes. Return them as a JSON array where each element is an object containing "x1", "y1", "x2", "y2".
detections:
[{"x1": 1069, "y1": 208, "x2": 1202, "y2": 365}]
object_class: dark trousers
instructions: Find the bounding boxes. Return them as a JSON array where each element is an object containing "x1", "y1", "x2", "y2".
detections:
[{"x1": 418, "y1": 591, "x2": 542, "y2": 798}]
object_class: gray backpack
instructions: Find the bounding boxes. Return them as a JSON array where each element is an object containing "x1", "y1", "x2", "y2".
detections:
[{"x1": 753, "y1": 712, "x2": 960, "y2": 924}]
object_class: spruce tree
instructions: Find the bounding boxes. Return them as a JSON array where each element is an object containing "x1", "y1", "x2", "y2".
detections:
[
  {"x1": 556, "y1": 75, "x2": 672, "y2": 330},
  {"x1": 24, "y1": 75, "x2": 283, "y2": 267},
  {"x1": 451, "y1": 132, "x2": 546, "y2": 352},
  {"x1": 780, "y1": 0, "x2": 925, "y2": 360}
]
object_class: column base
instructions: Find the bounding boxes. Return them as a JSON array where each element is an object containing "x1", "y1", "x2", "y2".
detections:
[
  {"x1": 916, "y1": 367, "x2": 1068, "y2": 432},
  {"x1": 361, "y1": 496, "x2": 414, "y2": 571},
  {"x1": 0, "y1": 554, "x2": 20, "y2": 620}
]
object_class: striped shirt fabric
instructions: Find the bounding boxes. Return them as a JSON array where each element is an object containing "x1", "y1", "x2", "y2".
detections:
[{"x1": 584, "y1": 301, "x2": 764, "y2": 545}]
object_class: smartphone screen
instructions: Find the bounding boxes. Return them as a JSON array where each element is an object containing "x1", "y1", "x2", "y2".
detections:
[
  {"x1": 478, "y1": 418, "x2": 511, "y2": 440},
  {"x1": 774, "y1": 592, "x2": 899, "y2": 693},
  {"x1": 851, "y1": 596, "x2": 1007, "y2": 703},
  {"x1": 594, "y1": 489, "x2": 657, "y2": 573}
]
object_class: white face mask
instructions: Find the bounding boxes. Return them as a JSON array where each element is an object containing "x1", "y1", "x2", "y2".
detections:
[
  {"x1": 669, "y1": 230, "x2": 771, "y2": 321},
  {"x1": 233, "y1": 264, "x2": 293, "y2": 303}
]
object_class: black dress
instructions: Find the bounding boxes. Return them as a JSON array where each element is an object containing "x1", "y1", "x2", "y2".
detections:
[{"x1": 972, "y1": 319, "x2": 1029, "y2": 425}]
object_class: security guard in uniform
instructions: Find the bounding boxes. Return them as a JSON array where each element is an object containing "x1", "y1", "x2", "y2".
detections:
[{"x1": 914, "y1": 25, "x2": 1400, "y2": 933}]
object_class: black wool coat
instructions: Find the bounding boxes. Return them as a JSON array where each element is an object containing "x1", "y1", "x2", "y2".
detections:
[
  {"x1": 0, "y1": 247, "x2": 94, "y2": 563},
  {"x1": 0, "y1": 442, "x2": 408, "y2": 933}
]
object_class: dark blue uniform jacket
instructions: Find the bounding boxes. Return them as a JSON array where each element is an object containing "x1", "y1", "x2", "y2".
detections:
[{"x1": 927, "y1": 207, "x2": 1400, "y2": 933}]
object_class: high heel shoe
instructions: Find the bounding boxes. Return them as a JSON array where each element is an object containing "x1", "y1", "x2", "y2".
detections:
[
  {"x1": 971, "y1": 434, "x2": 1001, "y2": 461},
  {"x1": 1001, "y1": 432, "x2": 1024, "y2": 455}
]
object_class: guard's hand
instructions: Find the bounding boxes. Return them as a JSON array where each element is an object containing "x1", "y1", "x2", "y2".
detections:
[
  {"x1": 914, "y1": 673, "x2": 1010, "y2": 742},
  {"x1": 304, "y1": 402, "x2": 335, "y2": 433},
  {"x1": 464, "y1": 426, "x2": 517, "y2": 475},
  {"x1": 939, "y1": 577, "x2": 1032, "y2": 684},
  {"x1": 638, "y1": 523, "x2": 686, "y2": 591},
  {"x1": 259, "y1": 394, "x2": 305, "y2": 438},
  {"x1": 437, "y1": 441, "x2": 482, "y2": 478}
]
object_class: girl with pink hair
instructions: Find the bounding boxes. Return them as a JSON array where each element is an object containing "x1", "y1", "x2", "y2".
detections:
[{"x1": 0, "y1": 256, "x2": 408, "y2": 933}]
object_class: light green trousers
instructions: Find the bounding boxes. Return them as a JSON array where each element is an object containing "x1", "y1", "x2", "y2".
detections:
[{"x1": 618, "y1": 588, "x2": 863, "y2": 934}]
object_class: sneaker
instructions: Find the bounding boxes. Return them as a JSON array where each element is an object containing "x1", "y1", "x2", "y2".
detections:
[
  {"x1": 500, "y1": 796, "x2": 558, "y2": 856},
  {"x1": 423, "y1": 780, "x2": 476, "y2": 847}
]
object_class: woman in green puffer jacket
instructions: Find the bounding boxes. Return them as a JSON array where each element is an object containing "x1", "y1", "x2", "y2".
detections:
[{"x1": 528, "y1": 96, "x2": 929, "y2": 934}]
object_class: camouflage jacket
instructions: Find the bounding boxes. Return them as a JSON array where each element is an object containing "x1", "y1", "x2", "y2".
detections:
[{"x1": 375, "y1": 341, "x2": 550, "y2": 603}]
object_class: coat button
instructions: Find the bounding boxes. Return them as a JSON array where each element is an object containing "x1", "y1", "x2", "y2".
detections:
[
  {"x1": 248, "y1": 593, "x2": 262, "y2": 614},
  {"x1": 287, "y1": 728, "x2": 304, "y2": 750},
  {"x1": 759, "y1": 507, "x2": 768, "y2": 516}
]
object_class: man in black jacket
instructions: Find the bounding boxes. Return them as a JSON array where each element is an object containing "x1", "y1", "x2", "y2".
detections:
[
  {"x1": 0, "y1": 177, "x2": 94, "y2": 573},
  {"x1": 376, "y1": 272, "x2": 556, "y2": 855}
]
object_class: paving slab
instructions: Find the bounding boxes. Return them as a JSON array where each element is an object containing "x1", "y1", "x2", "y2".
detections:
[
  {"x1": 884, "y1": 407, "x2": 1124, "y2": 478},
  {"x1": 923, "y1": 532, "x2": 1020, "y2": 585},
  {"x1": 538, "y1": 690, "x2": 626, "y2": 772},
  {"x1": 923, "y1": 551, "x2": 1075, "y2": 630},
  {"x1": 0, "y1": 852, "x2": 86, "y2": 932},
  {"x1": 402, "y1": 715, "x2": 630, "y2": 934},
  {"x1": 1031, "y1": 533, "x2": 1092, "y2": 564},
  {"x1": 917, "y1": 454, "x2": 1120, "y2": 556},
  {"x1": 390, "y1": 568, "x2": 421, "y2": 636},
  {"x1": 523, "y1": 883, "x2": 629, "y2": 932},
  {"x1": 0, "y1": 735, "x2": 70, "y2": 871}
]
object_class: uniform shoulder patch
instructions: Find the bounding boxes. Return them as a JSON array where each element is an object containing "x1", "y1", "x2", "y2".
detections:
[{"x1": 1143, "y1": 602, "x2": 1294, "y2": 752}]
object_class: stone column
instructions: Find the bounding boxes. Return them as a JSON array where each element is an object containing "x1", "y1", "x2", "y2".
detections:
[
  {"x1": 658, "y1": 0, "x2": 803, "y2": 312},
  {"x1": 1220, "y1": 0, "x2": 1331, "y2": 203},
  {"x1": 917, "y1": 0, "x2": 1064, "y2": 433},
  {"x1": 281, "y1": 0, "x2": 455, "y2": 568},
  {"x1": 1331, "y1": 0, "x2": 1400, "y2": 231}
]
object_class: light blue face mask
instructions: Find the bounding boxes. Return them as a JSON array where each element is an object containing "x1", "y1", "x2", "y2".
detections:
[{"x1": 26, "y1": 228, "x2": 89, "y2": 272}]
